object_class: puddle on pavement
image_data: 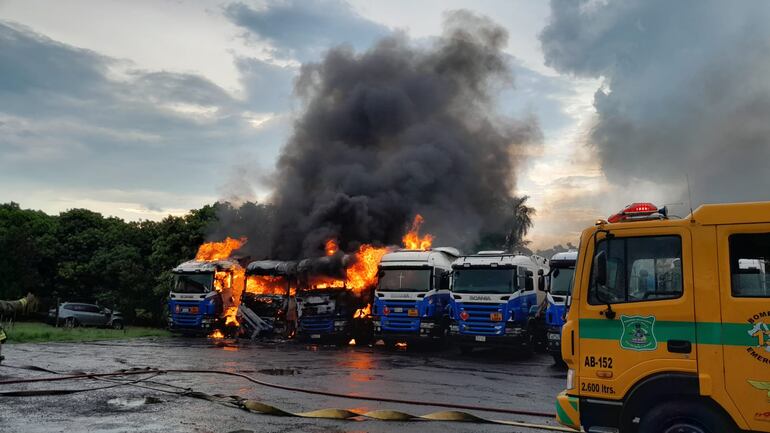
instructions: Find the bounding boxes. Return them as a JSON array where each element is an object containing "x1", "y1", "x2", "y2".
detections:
[
  {"x1": 258, "y1": 368, "x2": 301, "y2": 376},
  {"x1": 106, "y1": 396, "x2": 164, "y2": 411}
]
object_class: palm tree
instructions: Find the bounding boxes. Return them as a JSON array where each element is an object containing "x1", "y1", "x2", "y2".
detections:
[{"x1": 504, "y1": 195, "x2": 535, "y2": 251}]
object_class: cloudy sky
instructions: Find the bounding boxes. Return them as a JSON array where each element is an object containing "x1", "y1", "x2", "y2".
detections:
[{"x1": 3, "y1": 0, "x2": 767, "y2": 250}]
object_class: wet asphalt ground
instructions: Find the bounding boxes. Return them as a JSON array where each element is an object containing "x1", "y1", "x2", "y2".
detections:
[{"x1": 0, "y1": 338, "x2": 567, "y2": 433}]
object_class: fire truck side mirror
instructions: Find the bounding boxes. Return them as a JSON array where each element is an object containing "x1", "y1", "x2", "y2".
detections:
[{"x1": 594, "y1": 250, "x2": 608, "y2": 287}]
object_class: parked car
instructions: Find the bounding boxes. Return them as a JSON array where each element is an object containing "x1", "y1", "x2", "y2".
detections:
[{"x1": 48, "y1": 303, "x2": 124, "y2": 329}]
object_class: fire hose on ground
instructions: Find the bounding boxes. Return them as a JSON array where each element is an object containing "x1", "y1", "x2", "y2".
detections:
[{"x1": 0, "y1": 365, "x2": 575, "y2": 432}]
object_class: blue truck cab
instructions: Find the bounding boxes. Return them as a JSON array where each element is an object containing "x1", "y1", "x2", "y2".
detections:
[
  {"x1": 448, "y1": 251, "x2": 549, "y2": 354},
  {"x1": 295, "y1": 255, "x2": 370, "y2": 345},
  {"x1": 373, "y1": 247, "x2": 459, "y2": 346},
  {"x1": 168, "y1": 260, "x2": 239, "y2": 334},
  {"x1": 544, "y1": 250, "x2": 577, "y2": 362}
]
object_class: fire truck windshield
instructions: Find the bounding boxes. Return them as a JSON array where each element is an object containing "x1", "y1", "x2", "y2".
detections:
[
  {"x1": 378, "y1": 269, "x2": 431, "y2": 292},
  {"x1": 550, "y1": 267, "x2": 575, "y2": 296},
  {"x1": 453, "y1": 268, "x2": 515, "y2": 294},
  {"x1": 172, "y1": 273, "x2": 214, "y2": 294}
]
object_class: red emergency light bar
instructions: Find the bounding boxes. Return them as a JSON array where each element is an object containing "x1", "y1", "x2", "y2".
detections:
[{"x1": 607, "y1": 202, "x2": 662, "y2": 223}]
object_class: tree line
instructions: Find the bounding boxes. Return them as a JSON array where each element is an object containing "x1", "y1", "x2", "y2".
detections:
[
  {"x1": 0, "y1": 198, "x2": 537, "y2": 326},
  {"x1": 0, "y1": 202, "x2": 218, "y2": 324}
]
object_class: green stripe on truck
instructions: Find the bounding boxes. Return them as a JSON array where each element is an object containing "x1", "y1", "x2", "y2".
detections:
[{"x1": 579, "y1": 319, "x2": 755, "y2": 346}]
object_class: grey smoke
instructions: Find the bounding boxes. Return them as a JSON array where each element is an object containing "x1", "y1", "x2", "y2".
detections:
[
  {"x1": 540, "y1": 0, "x2": 770, "y2": 205},
  {"x1": 269, "y1": 10, "x2": 540, "y2": 259}
]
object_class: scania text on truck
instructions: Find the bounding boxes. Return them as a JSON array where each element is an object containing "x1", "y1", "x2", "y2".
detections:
[
  {"x1": 168, "y1": 260, "x2": 240, "y2": 334},
  {"x1": 555, "y1": 201, "x2": 770, "y2": 433},
  {"x1": 373, "y1": 247, "x2": 458, "y2": 346},
  {"x1": 546, "y1": 250, "x2": 577, "y2": 363},
  {"x1": 448, "y1": 251, "x2": 549, "y2": 354}
]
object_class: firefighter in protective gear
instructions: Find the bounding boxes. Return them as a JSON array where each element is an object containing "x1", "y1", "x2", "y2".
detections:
[{"x1": 0, "y1": 293, "x2": 37, "y2": 363}]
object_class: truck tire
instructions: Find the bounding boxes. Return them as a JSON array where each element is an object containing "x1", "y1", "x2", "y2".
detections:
[{"x1": 638, "y1": 400, "x2": 735, "y2": 433}]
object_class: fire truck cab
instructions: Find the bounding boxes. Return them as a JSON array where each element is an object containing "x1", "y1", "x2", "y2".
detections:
[{"x1": 556, "y1": 201, "x2": 770, "y2": 433}]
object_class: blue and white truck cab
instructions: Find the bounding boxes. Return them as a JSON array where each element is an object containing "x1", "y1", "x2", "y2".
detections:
[
  {"x1": 168, "y1": 260, "x2": 238, "y2": 334},
  {"x1": 544, "y1": 250, "x2": 577, "y2": 363},
  {"x1": 448, "y1": 251, "x2": 549, "y2": 354},
  {"x1": 372, "y1": 247, "x2": 459, "y2": 346}
]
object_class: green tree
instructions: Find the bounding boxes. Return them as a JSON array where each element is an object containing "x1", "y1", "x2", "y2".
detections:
[{"x1": 0, "y1": 203, "x2": 58, "y2": 299}]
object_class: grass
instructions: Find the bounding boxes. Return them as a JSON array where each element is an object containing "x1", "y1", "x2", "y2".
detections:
[{"x1": 2, "y1": 321, "x2": 171, "y2": 343}]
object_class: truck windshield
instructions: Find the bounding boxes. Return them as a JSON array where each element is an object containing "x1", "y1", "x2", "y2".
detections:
[
  {"x1": 172, "y1": 273, "x2": 213, "y2": 294},
  {"x1": 453, "y1": 268, "x2": 515, "y2": 294},
  {"x1": 378, "y1": 269, "x2": 432, "y2": 292},
  {"x1": 550, "y1": 267, "x2": 575, "y2": 296}
]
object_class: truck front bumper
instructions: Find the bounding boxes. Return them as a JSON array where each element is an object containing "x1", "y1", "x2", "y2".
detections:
[
  {"x1": 448, "y1": 329, "x2": 528, "y2": 348},
  {"x1": 555, "y1": 391, "x2": 581, "y2": 431},
  {"x1": 168, "y1": 315, "x2": 216, "y2": 332},
  {"x1": 374, "y1": 319, "x2": 444, "y2": 340},
  {"x1": 547, "y1": 326, "x2": 562, "y2": 354}
]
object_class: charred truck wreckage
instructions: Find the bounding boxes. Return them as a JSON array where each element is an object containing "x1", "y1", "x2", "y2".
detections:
[{"x1": 239, "y1": 260, "x2": 297, "y2": 338}]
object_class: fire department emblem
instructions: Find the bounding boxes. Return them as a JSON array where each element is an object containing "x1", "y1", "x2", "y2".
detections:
[
  {"x1": 620, "y1": 315, "x2": 657, "y2": 351},
  {"x1": 749, "y1": 321, "x2": 770, "y2": 353}
]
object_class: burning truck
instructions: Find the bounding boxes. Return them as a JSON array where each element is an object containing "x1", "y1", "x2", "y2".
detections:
[
  {"x1": 238, "y1": 260, "x2": 297, "y2": 338},
  {"x1": 295, "y1": 241, "x2": 386, "y2": 345},
  {"x1": 168, "y1": 238, "x2": 246, "y2": 336}
]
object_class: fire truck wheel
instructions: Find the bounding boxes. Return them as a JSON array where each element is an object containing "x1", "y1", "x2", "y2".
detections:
[{"x1": 638, "y1": 400, "x2": 735, "y2": 433}]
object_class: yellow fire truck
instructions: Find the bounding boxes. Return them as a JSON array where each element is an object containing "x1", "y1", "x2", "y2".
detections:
[{"x1": 556, "y1": 201, "x2": 770, "y2": 433}]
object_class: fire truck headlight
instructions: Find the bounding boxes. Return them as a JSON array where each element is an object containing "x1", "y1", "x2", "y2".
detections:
[
  {"x1": 449, "y1": 324, "x2": 459, "y2": 332},
  {"x1": 419, "y1": 322, "x2": 435, "y2": 329},
  {"x1": 333, "y1": 320, "x2": 347, "y2": 327},
  {"x1": 548, "y1": 332, "x2": 561, "y2": 341},
  {"x1": 566, "y1": 369, "x2": 575, "y2": 390}
]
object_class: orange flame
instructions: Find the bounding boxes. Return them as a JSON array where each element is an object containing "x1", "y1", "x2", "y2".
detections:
[
  {"x1": 195, "y1": 237, "x2": 246, "y2": 261},
  {"x1": 402, "y1": 215, "x2": 433, "y2": 250},
  {"x1": 325, "y1": 239, "x2": 339, "y2": 256},
  {"x1": 346, "y1": 244, "x2": 388, "y2": 293},
  {"x1": 224, "y1": 306, "x2": 239, "y2": 326},
  {"x1": 245, "y1": 275, "x2": 288, "y2": 295},
  {"x1": 208, "y1": 329, "x2": 224, "y2": 339},
  {"x1": 195, "y1": 237, "x2": 247, "y2": 329},
  {"x1": 353, "y1": 304, "x2": 371, "y2": 319},
  {"x1": 311, "y1": 276, "x2": 346, "y2": 289},
  {"x1": 304, "y1": 242, "x2": 387, "y2": 293}
]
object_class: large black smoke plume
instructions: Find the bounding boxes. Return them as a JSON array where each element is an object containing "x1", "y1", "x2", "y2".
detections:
[
  {"x1": 269, "y1": 10, "x2": 540, "y2": 259},
  {"x1": 540, "y1": 0, "x2": 770, "y2": 206}
]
